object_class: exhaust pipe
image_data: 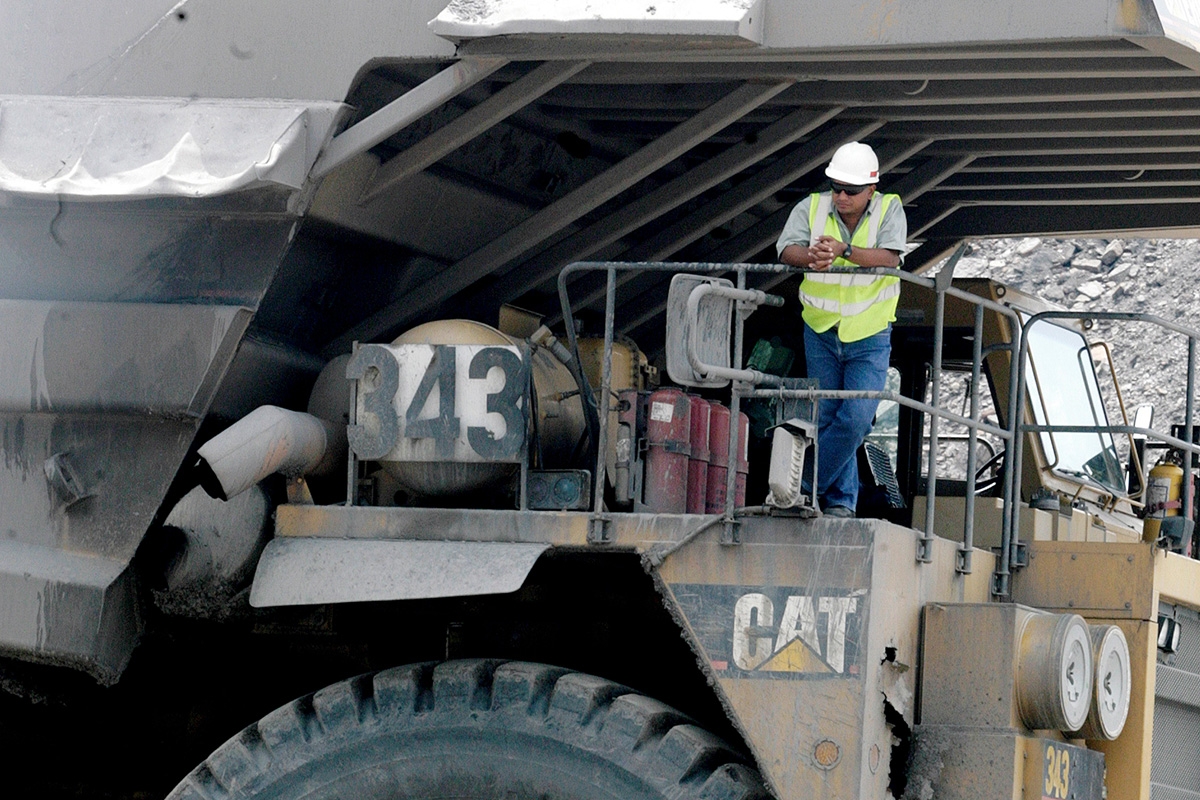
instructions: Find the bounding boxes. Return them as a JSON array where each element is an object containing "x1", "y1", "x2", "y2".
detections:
[{"x1": 197, "y1": 405, "x2": 346, "y2": 501}]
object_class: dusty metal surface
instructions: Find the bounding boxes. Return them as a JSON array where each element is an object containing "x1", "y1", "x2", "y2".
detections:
[
  {"x1": 907, "y1": 731, "x2": 1105, "y2": 800},
  {"x1": 1012, "y1": 541, "x2": 1200, "y2": 800},
  {"x1": 0, "y1": 302, "x2": 247, "y2": 677},
  {"x1": 274, "y1": 503, "x2": 720, "y2": 548},
  {"x1": 0, "y1": 0, "x2": 455, "y2": 99},
  {"x1": 0, "y1": 304, "x2": 251, "y2": 558},
  {"x1": 0, "y1": 302, "x2": 250, "y2": 415},
  {"x1": 3, "y1": 8, "x2": 1200, "y2": 786},
  {"x1": 272, "y1": 504, "x2": 995, "y2": 798},
  {"x1": 249, "y1": 538, "x2": 550, "y2": 607},
  {"x1": 1151, "y1": 602, "x2": 1200, "y2": 800},
  {"x1": 4, "y1": 3, "x2": 1200, "y2": 358},
  {"x1": 0, "y1": 541, "x2": 138, "y2": 682},
  {"x1": 651, "y1": 516, "x2": 993, "y2": 800},
  {"x1": 0, "y1": 97, "x2": 344, "y2": 678}
]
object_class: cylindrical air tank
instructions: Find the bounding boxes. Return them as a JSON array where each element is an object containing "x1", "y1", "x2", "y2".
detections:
[{"x1": 384, "y1": 320, "x2": 586, "y2": 497}]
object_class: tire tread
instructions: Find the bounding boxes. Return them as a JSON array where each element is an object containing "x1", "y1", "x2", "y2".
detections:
[{"x1": 166, "y1": 659, "x2": 771, "y2": 800}]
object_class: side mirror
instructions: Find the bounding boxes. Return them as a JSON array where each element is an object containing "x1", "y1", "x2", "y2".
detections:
[
  {"x1": 664, "y1": 273, "x2": 784, "y2": 388},
  {"x1": 1127, "y1": 403, "x2": 1153, "y2": 496},
  {"x1": 1133, "y1": 403, "x2": 1154, "y2": 430},
  {"x1": 665, "y1": 274, "x2": 735, "y2": 388}
]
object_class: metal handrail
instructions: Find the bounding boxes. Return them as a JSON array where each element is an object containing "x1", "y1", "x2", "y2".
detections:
[
  {"x1": 1089, "y1": 340, "x2": 1145, "y2": 503},
  {"x1": 559, "y1": 261, "x2": 797, "y2": 545},
  {"x1": 1009, "y1": 310, "x2": 1200, "y2": 589},
  {"x1": 557, "y1": 263, "x2": 1200, "y2": 597},
  {"x1": 557, "y1": 258, "x2": 1024, "y2": 578}
]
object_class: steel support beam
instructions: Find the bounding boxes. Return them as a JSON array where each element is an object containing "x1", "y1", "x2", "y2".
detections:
[
  {"x1": 489, "y1": 104, "x2": 840, "y2": 303},
  {"x1": 312, "y1": 58, "x2": 508, "y2": 178},
  {"x1": 703, "y1": 205, "x2": 795, "y2": 265},
  {"x1": 359, "y1": 60, "x2": 591, "y2": 204},
  {"x1": 328, "y1": 80, "x2": 792, "y2": 348},
  {"x1": 969, "y1": 153, "x2": 1200, "y2": 171},
  {"x1": 543, "y1": 96, "x2": 1200, "y2": 126},
  {"x1": 695, "y1": 154, "x2": 975, "y2": 288},
  {"x1": 558, "y1": 123, "x2": 901, "y2": 319},
  {"x1": 574, "y1": 58, "x2": 1188, "y2": 85},
  {"x1": 791, "y1": 75, "x2": 1200, "y2": 106},
  {"x1": 881, "y1": 115, "x2": 1200, "y2": 139},
  {"x1": 927, "y1": 135, "x2": 1200, "y2": 156},
  {"x1": 921, "y1": 201, "x2": 1200, "y2": 239},
  {"x1": 934, "y1": 171, "x2": 1200, "y2": 190},
  {"x1": 886, "y1": 154, "x2": 979, "y2": 200},
  {"x1": 622, "y1": 121, "x2": 885, "y2": 262},
  {"x1": 920, "y1": 185, "x2": 1200, "y2": 204},
  {"x1": 849, "y1": 96, "x2": 1200, "y2": 121},
  {"x1": 542, "y1": 75, "x2": 1200, "y2": 110},
  {"x1": 908, "y1": 203, "x2": 963, "y2": 238}
]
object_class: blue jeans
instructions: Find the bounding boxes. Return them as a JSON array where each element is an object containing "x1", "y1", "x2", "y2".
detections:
[{"x1": 804, "y1": 324, "x2": 891, "y2": 511}]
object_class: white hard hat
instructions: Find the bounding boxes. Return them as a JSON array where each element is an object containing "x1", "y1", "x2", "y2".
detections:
[{"x1": 825, "y1": 142, "x2": 880, "y2": 185}]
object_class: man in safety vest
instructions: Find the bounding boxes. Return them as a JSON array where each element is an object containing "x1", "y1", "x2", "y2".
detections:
[{"x1": 775, "y1": 141, "x2": 908, "y2": 518}]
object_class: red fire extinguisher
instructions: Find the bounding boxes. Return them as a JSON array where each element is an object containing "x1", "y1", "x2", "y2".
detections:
[{"x1": 643, "y1": 388, "x2": 691, "y2": 513}]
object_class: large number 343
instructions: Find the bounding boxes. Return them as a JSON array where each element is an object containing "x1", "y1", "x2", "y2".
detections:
[
  {"x1": 1044, "y1": 745, "x2": 1070, "y2": 800},
  {"x1": 347, "y1": 344, "x2": 527, "y2": 461}
]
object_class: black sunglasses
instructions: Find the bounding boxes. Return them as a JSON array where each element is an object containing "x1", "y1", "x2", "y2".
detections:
[{"x1": 829, "y1": 182, "x2": 870, "y2": 196}]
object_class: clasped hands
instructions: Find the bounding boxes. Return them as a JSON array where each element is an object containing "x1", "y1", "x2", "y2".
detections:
[{"x1": 809, "y1": 235, "x2": 847, "y2": 271}]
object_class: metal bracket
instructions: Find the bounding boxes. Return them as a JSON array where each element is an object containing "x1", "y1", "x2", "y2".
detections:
[
  {"x1": 1011, "y1": 540, "x2": 1029, "y2": 569},
  {"x1": 720, "y1": 518, "x2": 741, "y2": 545},
  {"x1": 588, "y1": 515, "x2": 613, "y2": 545},
  {"x1": 43, "y1": 452, "x2": 92, "y2": 510},
  {"x1": 346, "y1": 342, "x2": 360, "y2": 506},
  {"x1": 916, "y1": 536, "x2": 934, "y2": 564},
  {"x1": 286, "y1": 476, "x2": 314, "y2": 505},
  {"x1": 990, "y1": 540, "x2": 1028, "y2": 597},
  {"x1": 955, "y1": 544, "x2": 973, "y2": 575}
]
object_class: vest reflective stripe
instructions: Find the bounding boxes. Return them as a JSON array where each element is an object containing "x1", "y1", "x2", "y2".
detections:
[
  {"x1": 799, "y1": 191, "x2": 902, "y2": 342},
  {"x1": 803, "y1": 271, "x2": 885, "y2": 287},
  {"x1": 801, "y1": 280, "x2": 900, "y2": 317}
]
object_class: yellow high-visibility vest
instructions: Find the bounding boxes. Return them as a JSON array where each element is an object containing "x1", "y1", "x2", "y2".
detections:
[{"x1": 798, "y1": 191, "x2": 902, "y2": 342}]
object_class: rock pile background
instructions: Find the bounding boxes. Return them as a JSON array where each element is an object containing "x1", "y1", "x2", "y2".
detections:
[
  {"x1": 916, "y1": 237, "x2": 1200, "y2": 477},
  {"x1": 953, "y1": 237, "x2": 1199, "y2": 434}
]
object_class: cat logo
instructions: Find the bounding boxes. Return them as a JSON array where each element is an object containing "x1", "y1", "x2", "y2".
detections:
[{"x1": 732, "y1": 591, "x2": 863, "y2": 675}]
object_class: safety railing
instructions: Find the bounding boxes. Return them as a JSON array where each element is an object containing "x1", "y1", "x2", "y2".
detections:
[
  {"x1": 1004, "y1": 310, "x2": 1200, "y2": 594},
  {"x1": 557, "y1": 255, "x2": 1024, "y2": 584}
]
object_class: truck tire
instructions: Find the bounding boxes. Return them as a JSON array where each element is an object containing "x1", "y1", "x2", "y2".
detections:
[{"x1": 167, "y1": 659, "x2": 771, "y2": 800}]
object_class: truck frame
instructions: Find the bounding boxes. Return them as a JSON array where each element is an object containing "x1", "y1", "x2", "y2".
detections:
[{"x1": 4, "y1": 2, "x2": 1200, "y2": 798}]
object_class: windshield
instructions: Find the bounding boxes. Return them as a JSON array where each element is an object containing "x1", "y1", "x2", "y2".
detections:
[{"x1": 1024, "y1": 317, "x2": 1125, "y2": 494}]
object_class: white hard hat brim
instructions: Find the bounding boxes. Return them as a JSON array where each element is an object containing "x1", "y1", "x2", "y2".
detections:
[{"x1": 825, "y1": 164, "x2": 877, "y2": 185}]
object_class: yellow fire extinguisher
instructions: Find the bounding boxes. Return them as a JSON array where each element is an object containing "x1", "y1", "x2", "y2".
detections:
[{"x1": 1143, "y1": 449, "x2": 1184, "y2": 542}]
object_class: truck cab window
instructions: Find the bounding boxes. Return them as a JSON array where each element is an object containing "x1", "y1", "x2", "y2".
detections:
[{"x1": 1025, "y1": 318, "x2": 1125, "y2": 494}]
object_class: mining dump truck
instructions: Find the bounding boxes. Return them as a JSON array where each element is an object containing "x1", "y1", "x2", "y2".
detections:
[{"x1": 4, "y1": 1, "x2": 1200, "y2": 798}]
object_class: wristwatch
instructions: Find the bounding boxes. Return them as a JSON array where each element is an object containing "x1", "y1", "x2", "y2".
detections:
[{"x1": 842, "y1": 243, "x2": 853, "y2": 260}]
